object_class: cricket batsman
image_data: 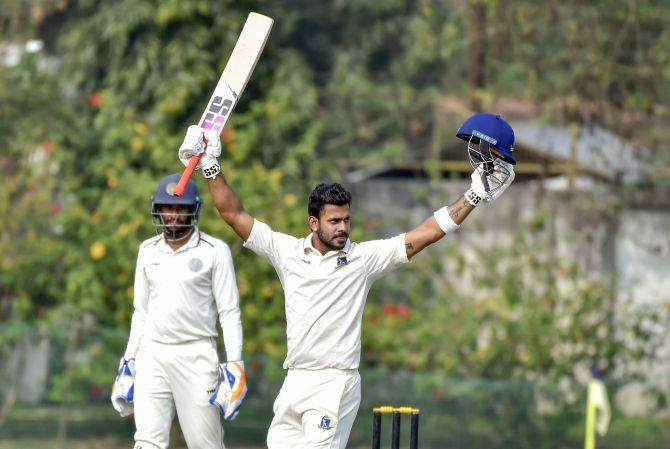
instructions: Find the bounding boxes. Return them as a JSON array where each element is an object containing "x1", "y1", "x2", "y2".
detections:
[
  {"x1": 177, "y1": 112, "x2": 516, "y2": 448},
  {"x1": 111, "y1": 174, "x2": 247, "y2": 449}
]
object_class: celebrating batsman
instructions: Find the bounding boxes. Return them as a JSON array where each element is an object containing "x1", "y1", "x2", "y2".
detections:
[
  {"x1": 111, "y1": 174, "x2": 247, "y2": 449},
  {"x1": 177, "y1": 113, "x2": 516, "y2": 449}
]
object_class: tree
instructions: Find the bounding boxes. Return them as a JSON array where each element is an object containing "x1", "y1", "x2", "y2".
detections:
[{"x1": 1, "y1": 0, "x2": 668, "y2": 408}]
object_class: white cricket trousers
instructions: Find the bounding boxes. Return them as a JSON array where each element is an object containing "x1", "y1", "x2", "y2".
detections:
[
  {"x1": 133, "y1": 338, "x2": 223, "y2": 449},
  {"x1": 267, "y1": 368, "x2": 361, "y2": 449}
]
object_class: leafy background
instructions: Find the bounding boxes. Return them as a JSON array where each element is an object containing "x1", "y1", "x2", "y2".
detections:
[{"x1": 1, "y1": 1, "x2": 669, "y2": 448}]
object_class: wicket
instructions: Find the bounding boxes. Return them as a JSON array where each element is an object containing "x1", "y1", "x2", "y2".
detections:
[{"x1": 372, "y1": 406, "x2": 420, "y2": 449}]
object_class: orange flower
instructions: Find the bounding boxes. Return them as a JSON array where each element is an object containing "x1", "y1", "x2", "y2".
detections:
[
  {"x1": 89, "y1": 91, "x2": 103, "y2": 108},
  {"x1": 396, "y1": 304, "x2": 411, "y2": 319},
  {"x1": 382, "y1": 304, "x2": 397, "y2": 316},
  {"x1": 41, "y1": 140, "x2": 54, "y2": 153},
  {"x1": 221, "y1": 127, "x2": 236, "y2": 143}
]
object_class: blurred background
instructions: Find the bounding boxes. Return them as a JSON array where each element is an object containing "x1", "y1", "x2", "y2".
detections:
[{"x1": 1, "y1": 1, "x2": 669, "y2": 448}]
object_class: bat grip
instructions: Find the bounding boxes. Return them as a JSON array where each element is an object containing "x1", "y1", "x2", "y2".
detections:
[{"x1": 174, "y1": 155, "x2": 202, "y2": 197}]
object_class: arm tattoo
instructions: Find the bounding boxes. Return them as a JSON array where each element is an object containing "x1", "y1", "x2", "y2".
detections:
[
  {"x1": 449, "y1": 204, "x2": 467, "y2": 221},
  {"x1": 405, "y1": 242, "x2": 414, "y2": 250}
]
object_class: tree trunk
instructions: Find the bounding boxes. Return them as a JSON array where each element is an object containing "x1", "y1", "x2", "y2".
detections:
[
  {"x1": 468, "y1": 0, "x2": 488, "y2": 110},
  {"x1": 56, "y1": 320, "x2": 81, "y2": 449}
]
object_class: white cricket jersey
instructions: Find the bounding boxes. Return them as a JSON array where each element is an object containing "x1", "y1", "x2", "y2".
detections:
[
  {"x1": 243, "y1": 219, "x2": 408, "y2": 370},
  {"x1": 125, "y1": 229, "x2": 243, "y2": 361}
]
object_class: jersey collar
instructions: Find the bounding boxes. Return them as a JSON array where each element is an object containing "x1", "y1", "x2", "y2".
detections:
[{"x1": 157, "y1": 227, "x2": 201, "y2": 254}]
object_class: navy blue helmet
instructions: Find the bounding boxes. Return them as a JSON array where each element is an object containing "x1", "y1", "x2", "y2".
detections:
[{"x1": 456, "y1": 113, "x2": 516, "y2": 165}]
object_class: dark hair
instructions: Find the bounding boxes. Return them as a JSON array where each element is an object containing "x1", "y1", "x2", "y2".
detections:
[{"x1": 308, "y1": 182, "x2": 352, "y2": 217}]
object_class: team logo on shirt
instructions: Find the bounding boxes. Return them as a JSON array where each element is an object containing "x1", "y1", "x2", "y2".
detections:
[
  {"x1": 318, "y1": 415, "x2": 334, "y2": 430},
  {"x1": 336, "y1": 254, "x2": 348, "y2": 269},
  {"x1": 188, "y1": 258, "x2": 203, "y2": 272}
]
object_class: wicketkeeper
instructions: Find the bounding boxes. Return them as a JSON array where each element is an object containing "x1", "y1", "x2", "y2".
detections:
[
  {"x1": 177, "y1": 112, "x2": 516, "y2": 448},
  {"x1": 111, "y1": 174, "x2": 247, "y2": 449}
]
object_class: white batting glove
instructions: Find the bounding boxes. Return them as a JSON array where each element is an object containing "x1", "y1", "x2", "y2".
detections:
[
  {"x1": 111, "y1": 357, "x2": 135, "y2": 417},
  {"x1": 209, "y1": 361, "x2": 248, "y2": 421},
  {"x1": 178, "y1": 125, "x2": 222, "y2": 178},
  {"x1": 466, "y1": 159, "x2": 515, "y2": 205}
]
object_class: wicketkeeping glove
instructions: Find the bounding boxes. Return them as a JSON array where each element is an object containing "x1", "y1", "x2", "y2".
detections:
[
  {"x1": 111, "y1": 357, "x2": 135, "y2": 417},
  {"x1": 178, "y1": 125, "x2": 222, "y2": 178},
  {"x1": 466, "y1": 159, "x2": 515, "y2": 205},
  {"x1": 209, "y1": 361, "x2": 247, "y2": 421}
]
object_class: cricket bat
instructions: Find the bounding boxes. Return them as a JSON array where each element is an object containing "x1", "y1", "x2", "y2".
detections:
[{"x1": 174, "y1": 12, "x2": 273, "y2": 196}]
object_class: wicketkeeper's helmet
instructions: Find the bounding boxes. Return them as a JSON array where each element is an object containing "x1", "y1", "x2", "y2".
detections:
[{"x1": 151, "y1": 173, "x2": 202, "y2": 238}]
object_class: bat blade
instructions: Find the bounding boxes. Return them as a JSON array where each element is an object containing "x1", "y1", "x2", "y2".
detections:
[{"x1": 174, "y1": 12, "x2": 273, "y2": 196}]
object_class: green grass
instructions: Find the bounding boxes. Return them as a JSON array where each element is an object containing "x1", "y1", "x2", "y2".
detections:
[{"x1": 1, "y1": 402, "x2": 668, "y2": 449}]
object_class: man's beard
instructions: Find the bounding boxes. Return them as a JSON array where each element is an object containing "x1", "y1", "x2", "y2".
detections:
[
  {"x1": 316, "y1": 228, "x2": 348, "y2": 251},
  {"x1": 163, "y1": 221, "x2": 194, "y2": 241}
]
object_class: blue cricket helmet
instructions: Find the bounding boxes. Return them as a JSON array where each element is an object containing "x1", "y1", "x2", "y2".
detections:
[{"x1": 456, "y1": 113, "x2": 516, "y2": 165}]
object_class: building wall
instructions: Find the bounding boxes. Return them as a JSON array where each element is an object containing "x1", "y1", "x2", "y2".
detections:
[{"x1": 350, "y1": 176, "x2": 669, "y2": 413}]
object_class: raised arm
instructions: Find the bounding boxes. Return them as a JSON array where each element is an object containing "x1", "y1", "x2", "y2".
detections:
[
  {"x1": 404, "y1": 159, "x2": 515, "y2": 259},
  {"x1": 178, "y1": 125, "x2": 254, "y2": 241},
  {"x1": 207, "y1": 175, "x2": 254, "y2": 241},
  {"x1": 404, "y1": 196, "x2": 474, "y2": 259}
]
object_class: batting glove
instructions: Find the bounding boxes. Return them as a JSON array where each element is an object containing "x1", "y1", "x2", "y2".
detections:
[
  {"x1": 111, "y1": 357, "x2": 135, "y2": 417},
  {"x1": 209, "y1": 361, "x2": 247, "y2": 421},
  {"x1": 466, "y1": 159, "x2": 515, "y2": 205},
  {"x1": 178, "y1": 125, "x2": 222, "y2": 178}
]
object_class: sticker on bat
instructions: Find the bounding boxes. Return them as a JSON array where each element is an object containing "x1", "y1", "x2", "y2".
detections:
[{"x1": 201, "y1": 86, "x2": 238, "y2": 132}]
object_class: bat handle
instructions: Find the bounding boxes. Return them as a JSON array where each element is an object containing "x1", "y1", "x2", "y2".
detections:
[{"x1": 174, "y1": 155, "x2": 202, "y2": 197}]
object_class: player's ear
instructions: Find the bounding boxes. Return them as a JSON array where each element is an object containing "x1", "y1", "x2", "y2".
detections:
[{"x1": 308, "y1": 215, "x2": 318, "y2": 232}]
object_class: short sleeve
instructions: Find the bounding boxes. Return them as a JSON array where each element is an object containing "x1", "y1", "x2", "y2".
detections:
[
  {"x1": 359, "y1": 233, "x2": 409, "y2": 282},
  {"x1": 243, "y1": 219, "x2": 299, "y2": 269}
]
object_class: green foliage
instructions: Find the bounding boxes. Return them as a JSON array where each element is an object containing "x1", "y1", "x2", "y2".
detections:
[
  {"x1": 47, "y1": 323, "x2": 128, "y2": 403},
  {"x1": 0, "y1": 0, "x2": 669, "y2": 406},
  {"x1": 362, "y1": 211, "x2": 667, "y2": 381},
  {"x1": 0, "y1": 57, "x2": 68, "y2": 324}
]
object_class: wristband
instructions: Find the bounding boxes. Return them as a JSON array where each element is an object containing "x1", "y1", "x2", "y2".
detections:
[
  {"x1": 464, "y1": 188, "x2": 482, "y2": 206},
  {"x1": 203, "y1": 162, "x2": 221, "y2": 179},
  {"x1": 433, "y1": 206, "x2": 460, "y2": 234}
]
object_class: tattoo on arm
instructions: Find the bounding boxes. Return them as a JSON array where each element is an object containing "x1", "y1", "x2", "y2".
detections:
[
  {"x1": 449, "y1": 204, "x2": 467, "y2": 221},
  {"x1": 405, "y1": 242, "x2": 414, "y2": 251}
]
